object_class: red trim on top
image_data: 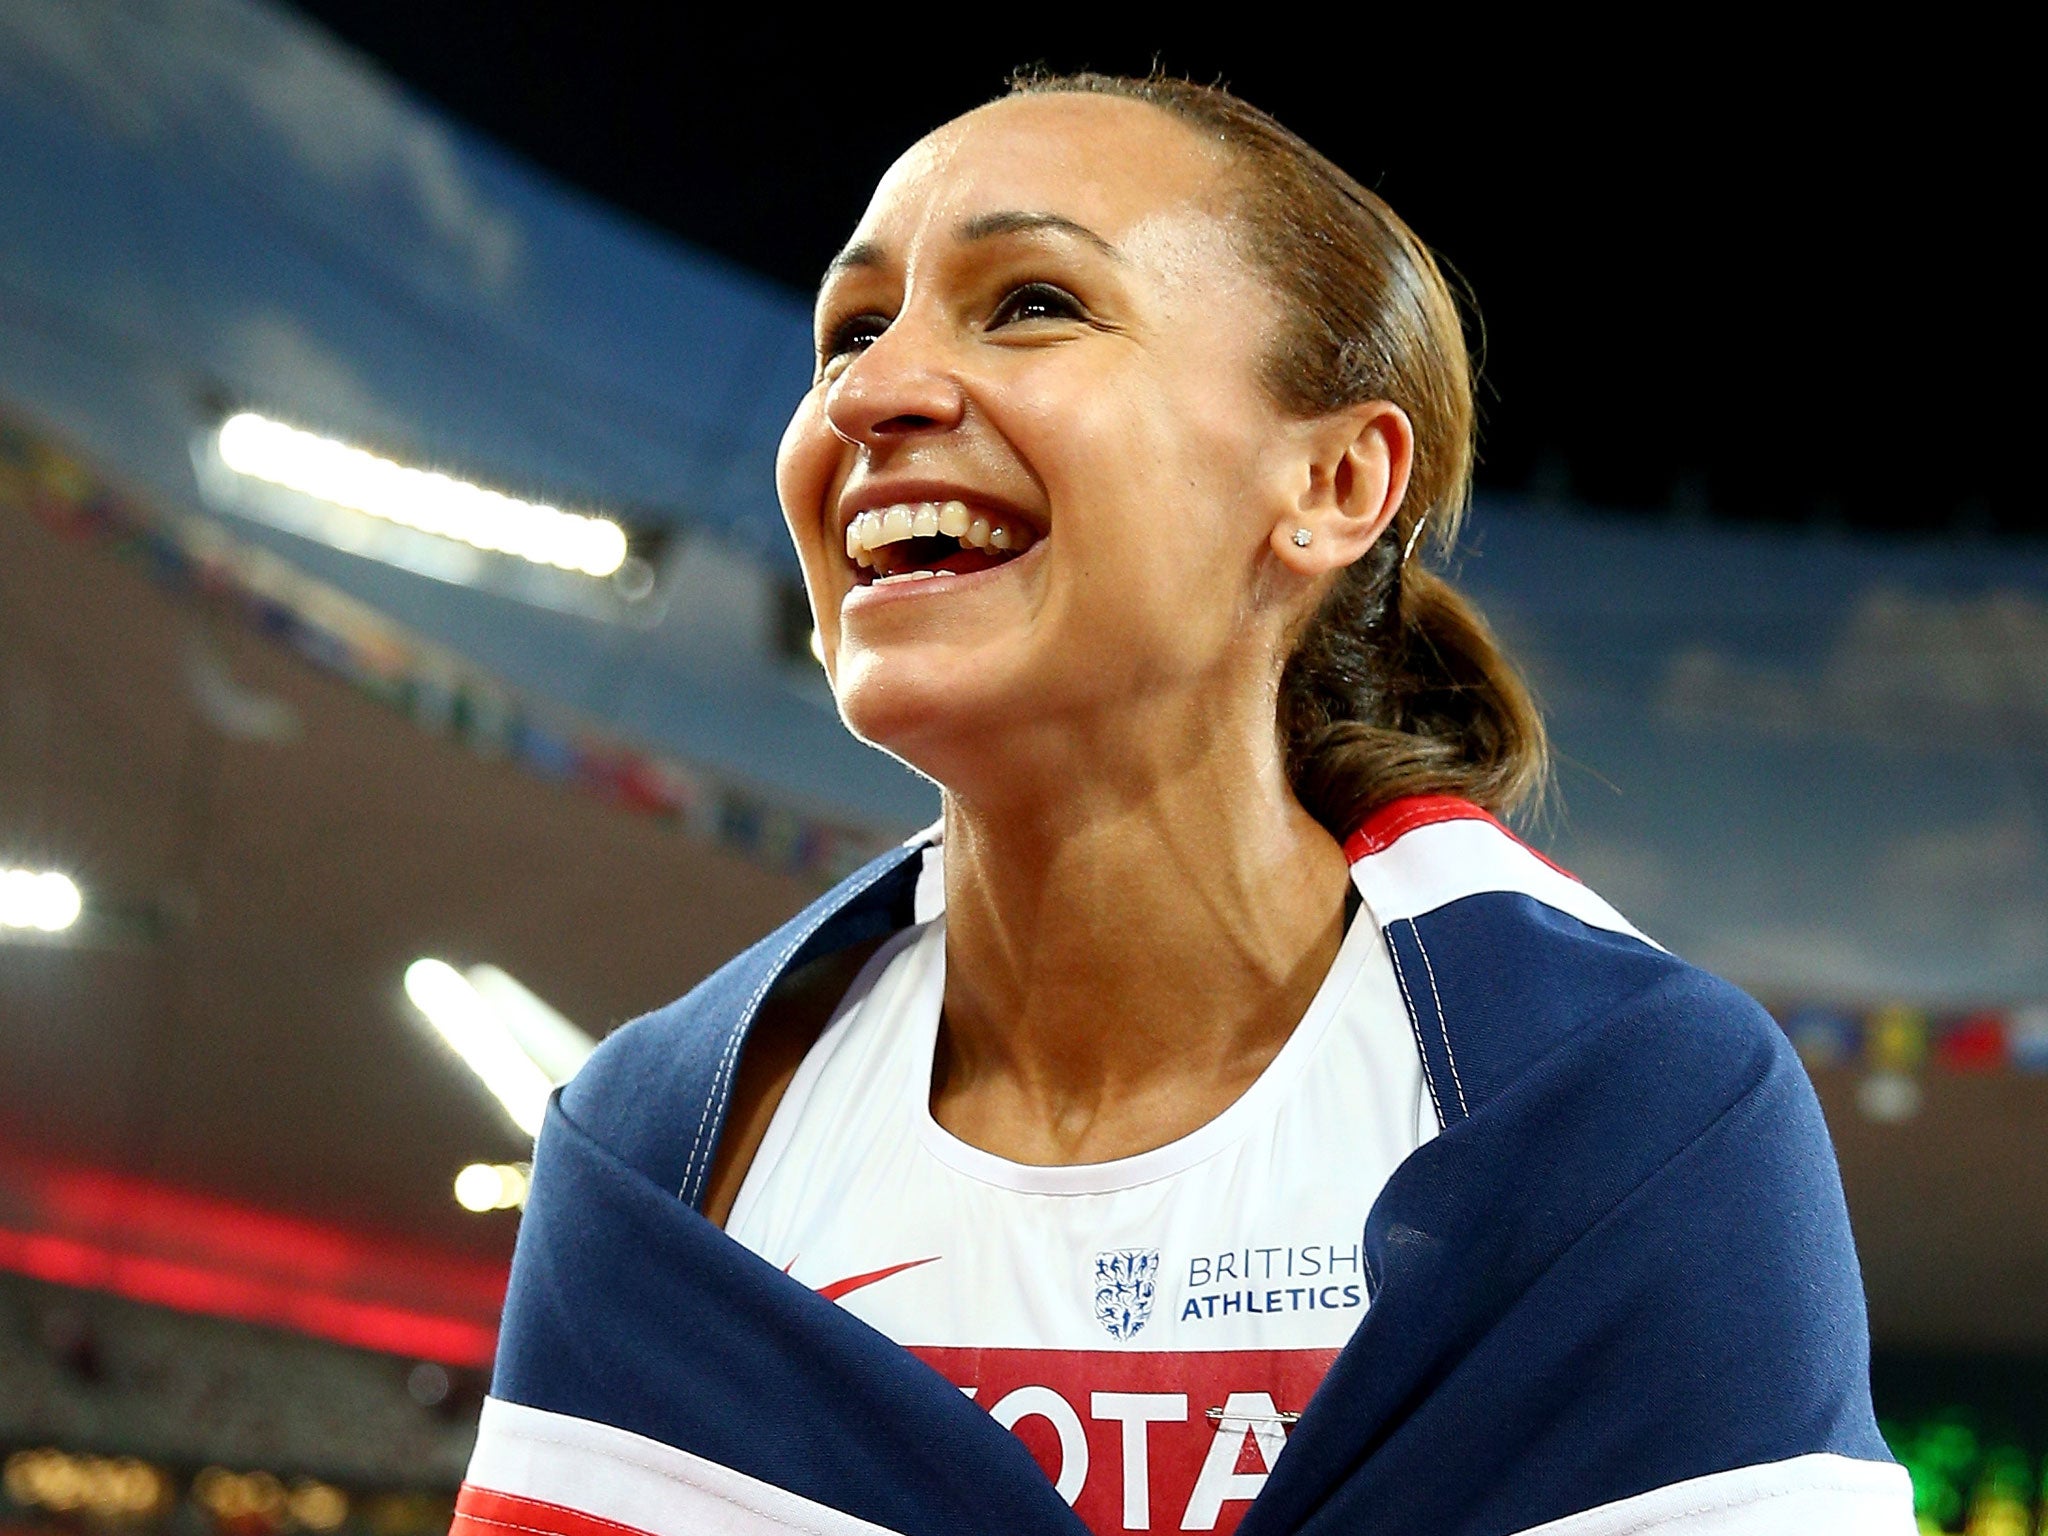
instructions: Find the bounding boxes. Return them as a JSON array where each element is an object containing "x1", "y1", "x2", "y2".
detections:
[
  {"x1": 455, "y1": 1484, "x2": 654, "y2": 1536},
  {"x1": 1344, "y1": 794, "x2": 1578, "y2": 881}
]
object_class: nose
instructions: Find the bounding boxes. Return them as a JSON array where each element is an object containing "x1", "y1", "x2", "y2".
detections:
[{"x1": 823, "y1": 317, "x2": 966, "y2": 448}]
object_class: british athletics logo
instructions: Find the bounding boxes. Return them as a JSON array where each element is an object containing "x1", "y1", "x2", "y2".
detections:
[
  {"x1": 1178, "y1": 1242, "x2": 1368, "y2": 1324},
  {"x1": 1093, "y1": 1248, "x2": 1161, "y2": 1341}
]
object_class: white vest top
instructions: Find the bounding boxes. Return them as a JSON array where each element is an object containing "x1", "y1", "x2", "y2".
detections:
[{"x1": 726, "y1": 848, "x2": 1436, "y2": 1535}]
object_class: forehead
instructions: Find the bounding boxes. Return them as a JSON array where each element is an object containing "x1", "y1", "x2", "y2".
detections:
[{"x1": 844, "y1": 93, "x2": 1237, "y2": 261}]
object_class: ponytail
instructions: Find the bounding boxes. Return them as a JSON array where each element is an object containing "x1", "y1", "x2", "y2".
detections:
[{"x1": 1281, "y1": 524, "x2": 1548, "y2": 835}]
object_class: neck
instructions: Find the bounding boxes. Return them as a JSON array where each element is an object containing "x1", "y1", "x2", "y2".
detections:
[{"x1": 931, "y1": 731, "x2": 1352, "y2": 1166}]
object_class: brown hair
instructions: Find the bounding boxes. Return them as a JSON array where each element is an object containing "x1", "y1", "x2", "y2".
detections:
[{"x1": 1009, "y1": 70, "x2": 1549, "y2": 834}]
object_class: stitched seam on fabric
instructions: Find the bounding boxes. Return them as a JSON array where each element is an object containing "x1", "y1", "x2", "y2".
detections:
[
  {"x1": 692, "y1": 849, "x2": 917, "y2": 1194},
  {"x1": 1353, "y1": 802, "x2": 1486, "y2": 856},
  {"x1": 1350, "y1": 802, "x2": 1581, "y2": 884},
  {"x1": 462, "y1": 1493, "x2": 851, "y2": 1536},
  {"x1": 1551, "y1": 1472, "x2": 1905, "y2": 1528},
  {"x1": 1373, "y1": 804, "x2": 1479, "y2": 844},
  {"x1": 1388, "y1": 938, "x2": 1446, "y2": 1130},
  {"x1": 482, "y1": 1428, "x2": 879, "y2": 1536},
  {"x1": 681, "y1": 903, "x2": 859, "y2": 1202},
  {"x1": 490, "y1": 1496, "x2": 656, "y2": 1535},
  {"x1": 678, "y1": 856, "x2": 908, "y2": 1205},
  {"x1": 460, "y1": 1515, "x2": 604, "y2": 1536},
  {"x1": 678, "y1": 1002, "x2": 748, "y2": 1202},
  {"x1": 1647, "y1": 1484, "x2": 1895, "y2": 1520},
  {"x1": 462, "y1": 1508, "x2": 645, "y2": 1536},
  {"x1": 1408, "y1": 919, "x2": 1468, "y2": 1117}
]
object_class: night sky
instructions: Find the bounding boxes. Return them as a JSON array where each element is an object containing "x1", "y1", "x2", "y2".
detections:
[{"x1": 282, "y1": 12, "x2": 2033, "y2": 538}]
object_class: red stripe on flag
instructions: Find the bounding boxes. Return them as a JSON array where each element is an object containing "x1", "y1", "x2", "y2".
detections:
[
  {"x1": 454, "y1": 1484, "x2": 655, "y2": 1536},
  {"x1": 1344, "y1": 793, "x2": 1577, "y2": 879}
]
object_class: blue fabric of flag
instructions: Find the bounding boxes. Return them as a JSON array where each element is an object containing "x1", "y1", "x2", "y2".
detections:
[{"x1": 491, "y1": 830, "x2": 1896, "y2": 1535}]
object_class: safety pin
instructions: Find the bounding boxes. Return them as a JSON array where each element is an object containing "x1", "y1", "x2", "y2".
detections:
[{"x1": 1204, "y1": 1407, "x2": 1301, "y2": 1425}]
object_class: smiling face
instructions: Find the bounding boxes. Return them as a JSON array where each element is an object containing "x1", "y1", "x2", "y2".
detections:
[{"x1": 777, "y1": 93, "x2": 1343, "y2": 799}]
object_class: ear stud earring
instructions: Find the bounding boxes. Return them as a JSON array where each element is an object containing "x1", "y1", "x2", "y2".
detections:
[{"x1": 1292, "y1": 528, "x2": 1313, "y2": 548}]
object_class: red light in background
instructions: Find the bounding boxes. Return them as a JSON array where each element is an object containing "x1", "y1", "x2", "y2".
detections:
[{"x1": 0, "y1": 1153, "x2": 506, "y2": 1367}]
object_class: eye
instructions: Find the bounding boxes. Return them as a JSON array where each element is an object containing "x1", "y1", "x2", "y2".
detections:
[
  {"x1": 819, "y1": 311, "x2": 890, "y2": 363},
  {"x1": 988, "y1": 281, "x2": 1086, "y2": 329}
]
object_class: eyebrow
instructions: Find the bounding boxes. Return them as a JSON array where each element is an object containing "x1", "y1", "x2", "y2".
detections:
[
  {"x1": 957, "y1": 210, "x2": 1125, "y2": 260},
  {"x1": 822, "y1": 210, "x2": 1125, "y2": 282}
]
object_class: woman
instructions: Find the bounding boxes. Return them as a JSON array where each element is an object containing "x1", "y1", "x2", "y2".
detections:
[{"x1": 455, "y1": 75, "x2": 1912, "y2": 1536}]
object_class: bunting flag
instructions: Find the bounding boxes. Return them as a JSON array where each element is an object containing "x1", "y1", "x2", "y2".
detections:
[{"x1": 1775, "y1": 998, "x2": 2048, "y2": 1088}]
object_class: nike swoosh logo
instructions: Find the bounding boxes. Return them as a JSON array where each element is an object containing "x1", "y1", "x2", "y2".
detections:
[{"x1": 816, "y1": 1256, "x2": 941, "y2": 1302}]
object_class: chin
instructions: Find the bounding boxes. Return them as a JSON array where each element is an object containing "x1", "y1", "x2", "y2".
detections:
[{"x1": 833, "y1": 649, "x2": 1035, "y2": 788}]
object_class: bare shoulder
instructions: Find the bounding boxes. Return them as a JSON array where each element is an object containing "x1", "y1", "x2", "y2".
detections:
[{"x1": 700, "y1": 934, "x2": 889, "y2": 1228}]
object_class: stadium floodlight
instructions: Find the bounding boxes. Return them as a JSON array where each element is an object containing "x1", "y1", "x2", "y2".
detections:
[
  {"x1": 216, "y1": 412, "x2": 629, "y2": 578},
  {"x1": 453, "y1": 1162, "x2": 529, "y2": 1212},
  {"x1": 466, "y1": 964, "x2": 597, "y2": 1086},
  {"x1": 404, "y1": 959, "x2": 555, "y2": 1137},
  {"x1": 406, "y1": 959, "x2": 594, "y2": 1146},
  {"x1": 0, "y1": 869, "x2": 82, "y2": 932}
]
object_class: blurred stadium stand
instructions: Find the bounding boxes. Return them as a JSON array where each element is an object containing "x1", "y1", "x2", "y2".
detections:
[{"x1": 2, "y1": 1269, "x2": 477, "y2": 1486}]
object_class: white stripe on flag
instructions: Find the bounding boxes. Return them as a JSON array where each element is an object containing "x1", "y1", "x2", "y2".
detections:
[
  {"x1": 1509, "y1": 1452, "x2": 1916, "y2": 1535},
  {"x1": 463, "y1": 1396, "x2": 909, "y2": 1536},
  {"x1": 1350, "y1": 815, "x2": 1663, "y2": 948}
]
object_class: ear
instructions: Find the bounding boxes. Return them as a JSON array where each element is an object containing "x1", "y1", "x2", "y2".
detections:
[{"x1": 1268, "y1": 400, "x2": 1414, "y2": 574}]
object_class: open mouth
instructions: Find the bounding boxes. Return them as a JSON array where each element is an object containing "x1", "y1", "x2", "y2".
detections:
[{"x1": 845, "y1": 500, "x2": 1039, "y2": 587}]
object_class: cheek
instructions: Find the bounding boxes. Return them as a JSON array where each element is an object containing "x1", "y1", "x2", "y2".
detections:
[
  {"x1": 775, "y1": 389, "x2": 836, "y2": 536},
  {"x1": 775, "y1": 390, "x2": 850, "y2": 619},
  {"x1": 1008, "y1": 371, "x2": 1272, "y2": 661}
]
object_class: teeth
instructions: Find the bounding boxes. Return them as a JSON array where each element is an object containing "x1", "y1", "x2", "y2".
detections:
[{"x1": 844, "y1": 502, "x2": 1040, "y2": 564}]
